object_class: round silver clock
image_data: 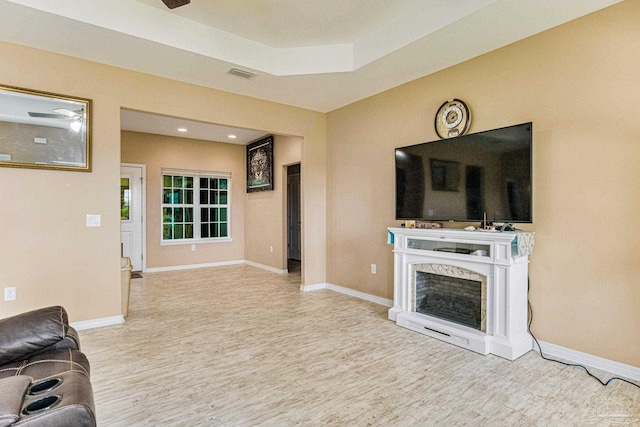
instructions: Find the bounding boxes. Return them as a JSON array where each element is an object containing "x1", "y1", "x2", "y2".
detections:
[{"x1": 435, "y1": 99, "x2": 471, "y2": 139}]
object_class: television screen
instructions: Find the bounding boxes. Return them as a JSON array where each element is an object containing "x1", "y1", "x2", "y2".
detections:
[{"x1": 395, "y1": 122, "x2": 532, "y2": 223}]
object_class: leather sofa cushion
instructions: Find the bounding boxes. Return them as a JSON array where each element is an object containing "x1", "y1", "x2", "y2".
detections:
[
  {"x1": 0, "y1": 376, "x2": 30, "y2": 427},
  {"x1": 0, "y1": 349, "x2": 90, "y2": 381},
  {"x1": 0, "y1": 307, "x2": 73, "y2": 366}
]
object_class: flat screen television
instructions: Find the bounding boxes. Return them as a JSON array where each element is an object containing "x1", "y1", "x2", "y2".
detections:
[{"x1": 395, "y1": 122, "x2": 532, "y2": 223}]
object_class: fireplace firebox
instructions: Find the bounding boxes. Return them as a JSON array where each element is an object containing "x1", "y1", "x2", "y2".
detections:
[{"x1": 414, "y1": 270, "x2": 485, "y2": 332}]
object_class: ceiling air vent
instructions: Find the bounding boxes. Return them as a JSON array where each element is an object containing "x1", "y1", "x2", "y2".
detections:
[{"x1": 227, "y1": 68, "x2": 257, "y2": 79}]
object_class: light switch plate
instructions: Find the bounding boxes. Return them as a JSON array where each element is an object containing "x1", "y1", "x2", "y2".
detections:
[{"x1": 86, "y1": 214, "x2": 101, "y2": 227}]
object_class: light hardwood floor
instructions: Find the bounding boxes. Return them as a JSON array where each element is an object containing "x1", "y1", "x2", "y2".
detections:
[{"x1": 79, "y1": 265, "x2": 640, "y2": 426}]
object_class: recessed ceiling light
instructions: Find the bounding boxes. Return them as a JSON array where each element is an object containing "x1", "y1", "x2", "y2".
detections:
[
  {"x1": 228, "y1": 134, "x2": 237, "y2": 139},
  {"x1": 177, "y1": 128, "x2": 187, "y2": 132}
]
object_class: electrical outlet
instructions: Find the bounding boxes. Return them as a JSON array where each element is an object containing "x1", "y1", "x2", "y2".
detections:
[
  {"x1": 4, "y1": 287, "x2": 16, "y2": 301},
  {"x1": 371, "y1": 264, "x2": 377, "y2": 274},
  {"x1": 191, "y1": 245, "x2": 196, "y2": 251},
  {"x1": 269, "y1": 246, "x2": 274, "y2": 253}
]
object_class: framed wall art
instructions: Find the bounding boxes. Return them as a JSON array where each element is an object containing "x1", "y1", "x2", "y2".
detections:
[
  {"x1": 246, "y1": 135, "x2": 273, "y2": 193},
  {"x1": 0, "y1": 84, "x2": 91, "y2": 171}
]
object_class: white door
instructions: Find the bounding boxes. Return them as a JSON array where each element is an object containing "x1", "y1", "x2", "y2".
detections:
[
  {"x1": 287, "y1": 171, "x2": 301, "y2": 261},
  {"x1": 121, "y1": 164, "x2": 144, "y2": 271}
]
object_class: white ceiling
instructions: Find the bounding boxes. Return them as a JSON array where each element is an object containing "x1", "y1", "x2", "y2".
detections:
[
  {"x1": 121, "y1": 110, "x2": 268, "y2": 144},
  {"x1": 135, "y1": 0, "x2": 426, "y2": 49},
  {"x1": 0, "y1": 0, "x2": 622, "y2": 141}
]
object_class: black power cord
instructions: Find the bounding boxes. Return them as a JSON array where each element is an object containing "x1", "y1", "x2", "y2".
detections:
[{"x1": 528, "y1": 280, "x2": 640, "y2": 389}]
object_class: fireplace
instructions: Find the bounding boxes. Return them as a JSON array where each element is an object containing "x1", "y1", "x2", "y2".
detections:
[
  {"x1": 413, "y1": 265, "x2": 486, "y2": 332},
  {"x1": 388, "y1": 227, "x2": 535, "y2": 360}
]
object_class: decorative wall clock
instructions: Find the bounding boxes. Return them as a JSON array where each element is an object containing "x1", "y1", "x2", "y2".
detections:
[{"x1": 434, "y1": 99, "x2": 471, "y2": 139}]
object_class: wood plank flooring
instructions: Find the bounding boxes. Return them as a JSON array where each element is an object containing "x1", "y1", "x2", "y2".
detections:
[{"x1": 79, "y1": 265, "x2": 640, "y2": 426}]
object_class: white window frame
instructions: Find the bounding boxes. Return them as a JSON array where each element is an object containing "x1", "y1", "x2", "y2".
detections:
[{"x1": 161, "y1": 168, "x2": 232, "y2": 246}]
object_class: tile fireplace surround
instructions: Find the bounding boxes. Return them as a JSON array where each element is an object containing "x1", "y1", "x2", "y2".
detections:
[{"x1": 388, "y1": 227, "x2": 535, "y2": 361}]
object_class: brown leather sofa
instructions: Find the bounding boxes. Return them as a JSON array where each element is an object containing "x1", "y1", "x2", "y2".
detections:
[{"x1": 0, "y1": 306, "x2": 96, "y2": 426}]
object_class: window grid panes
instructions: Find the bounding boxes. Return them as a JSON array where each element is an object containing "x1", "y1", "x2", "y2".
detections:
[
  {"x1": 162, "y1": 172, "x2": 230, "y2": 242},
  {"x1": 199, "y1": 177, "x2": 229, "y2": 239}
]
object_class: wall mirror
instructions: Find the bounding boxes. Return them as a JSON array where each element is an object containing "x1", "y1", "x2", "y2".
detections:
[{"x1": 0, "y1": 84, "x2": 91, "y2": 171}]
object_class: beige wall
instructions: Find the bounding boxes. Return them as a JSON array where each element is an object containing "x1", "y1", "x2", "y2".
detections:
[
  {"x1": 326, "y1": 1, "x2": 640, "y2": 367},
  {"x1": 245, "y1": 135, "x2": 302, "y2": 270},
  {"x1": 0, "y1": 41, "x2": 326, "y2": 322},
  {"x1": 121, "y1": 131, "x2": 246, "y2": 268}
]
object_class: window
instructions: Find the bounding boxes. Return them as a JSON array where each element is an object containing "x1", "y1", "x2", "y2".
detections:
[
  {"x1": 121, "y1": 178, "x2": 130, "y2": 220},
  {"x1": 161, "y1": 170, "x2": 230, "y2": 244},
  {"x1": 199, "y1": 176, "x2": 229, "y2": 239}
]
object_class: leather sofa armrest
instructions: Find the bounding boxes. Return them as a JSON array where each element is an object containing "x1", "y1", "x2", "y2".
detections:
[
  {"x1": 0, "y1": 376, "x2": 31, "y2": 427},
  {"x1": 0, "y1": 306, "x2": 73, "y2": 365},
  {"x1": 59, "y1": 326, "x2": 81, "y2": 351},
  {"x1": 27, "y1": 326, "x2": 81, "y2": 356}
]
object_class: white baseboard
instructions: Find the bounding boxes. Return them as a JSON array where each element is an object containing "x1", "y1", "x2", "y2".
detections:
[
  {"x1": 145, "y1": 260, "x2": 244, "y2": 273},
  {"x1": 244, "y1": 260, "x2": 287, "y2": 275},
  {"x1": 535, "y1": 340, "x2": 640, "y2": 383},
  {"x1": 71, "y1": 315, "x2": 124, "y2": 331},
  {"x1": 300, "y1": 282, "x2": 393, "y2": 307},
  {"x1": 145, "y1": 260, "x2": 287, "y2": 274},
  {"x1": 300, "y1": 283, "x2": 328, "y2": 292}
]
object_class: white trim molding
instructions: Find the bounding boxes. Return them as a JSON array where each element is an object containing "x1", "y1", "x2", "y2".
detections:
[
  {"x1": 244, "y1": 260, "x2": 287, "y2": 275},
  {"x1": 535, "y1": 340, "x2": 640, "y2": 383},
  {"x1": 300, "y1": 282, "x2": 393, "y2": 307},
  {"x1": 71, "y1": 315, "x2": 124, "y2": 331},
  {"x1": 146, "y1": 260, "x2": 289, "y2": 274},
  {"x1": 146, "y1": 260, "x2": 244, "y2": 273},
  {"x1": 300, "y1": 283, "x2": 328, "y2": 292}
]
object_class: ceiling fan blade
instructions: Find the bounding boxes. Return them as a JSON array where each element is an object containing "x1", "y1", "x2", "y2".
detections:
[
  {"x1": 161, "y1": 0, "x2": 190, "y2": 9},
  {"x1": 52, "y1": 108, "x2": 81, "y2": 118},
  {"x1": 28, "y1": 112, "x2": 66, "y2": 119}
]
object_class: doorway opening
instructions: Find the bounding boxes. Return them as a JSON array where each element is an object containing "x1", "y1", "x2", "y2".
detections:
[{"x1": 287, "y1": 163, "x2": 301, "y2": 274}]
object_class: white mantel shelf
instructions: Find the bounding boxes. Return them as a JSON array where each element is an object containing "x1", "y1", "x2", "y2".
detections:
[{"x1": 388, "y1": 227, "x2": 534, "y2": 361}]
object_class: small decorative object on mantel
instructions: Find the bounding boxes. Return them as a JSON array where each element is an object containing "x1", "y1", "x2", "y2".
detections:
[
  {"x1": 246, "y1": 135, "x2": 274, "y2": 193},
  {"x1": 415, "y1": 221, "x2": 443, "y2": 229},
  {"x1": 402, "y1": 220, "x2": 443, "y2": 229},
  {"x1": 434, "y1": 99, "x2": 471, "y2": 139}
]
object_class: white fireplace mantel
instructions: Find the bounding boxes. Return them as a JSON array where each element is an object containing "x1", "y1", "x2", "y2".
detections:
[{"x1": 388, "y1": 227, "x2": 534, "y2": 361}]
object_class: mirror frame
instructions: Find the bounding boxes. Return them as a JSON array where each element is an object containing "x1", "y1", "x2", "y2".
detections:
[{"x1": 0, "y1": 84, "x2": 92, "y2": 172}]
